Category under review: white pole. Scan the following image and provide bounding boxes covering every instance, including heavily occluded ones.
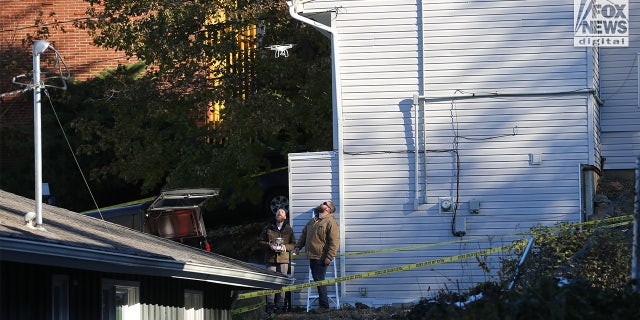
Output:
[32,40,49,227]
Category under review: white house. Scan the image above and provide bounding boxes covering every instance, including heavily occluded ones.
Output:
[285,0,640,308]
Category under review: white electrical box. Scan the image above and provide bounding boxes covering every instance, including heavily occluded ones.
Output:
[529,153,543,165]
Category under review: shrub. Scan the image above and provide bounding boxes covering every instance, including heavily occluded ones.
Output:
[406,218,638,319]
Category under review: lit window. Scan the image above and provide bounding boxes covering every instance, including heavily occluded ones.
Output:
[184,290,204,320]
[101,279,140,320]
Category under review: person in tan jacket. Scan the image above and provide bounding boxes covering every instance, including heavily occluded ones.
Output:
[294,200,339,313]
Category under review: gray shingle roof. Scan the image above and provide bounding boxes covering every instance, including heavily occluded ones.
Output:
[0,189,291,289]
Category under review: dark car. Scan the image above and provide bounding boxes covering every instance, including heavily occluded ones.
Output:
[143,188,218,251]
[83,200,152,231]
[85,188,218,251]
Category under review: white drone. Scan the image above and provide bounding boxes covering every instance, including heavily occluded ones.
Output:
[268,44,294,58]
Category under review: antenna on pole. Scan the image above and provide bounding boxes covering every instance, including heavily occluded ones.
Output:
[14,40,69,229]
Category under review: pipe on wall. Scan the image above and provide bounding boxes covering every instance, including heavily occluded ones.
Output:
[287,0,347,296]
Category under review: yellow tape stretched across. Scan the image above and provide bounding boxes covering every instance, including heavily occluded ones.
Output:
[233,216,631,313]
[237,216,631,300]
[237,243,515,300]
[231,300,265,315]
[338,215,632,258]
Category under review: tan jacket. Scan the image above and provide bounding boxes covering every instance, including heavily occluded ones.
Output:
[258,220,296,264]
[296,214,339,261]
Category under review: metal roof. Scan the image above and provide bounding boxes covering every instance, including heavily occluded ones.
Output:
[0,189,292,289]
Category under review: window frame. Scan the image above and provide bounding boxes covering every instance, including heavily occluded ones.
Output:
[51,274,69,320]
[101,279,140,320]
[184,289,204,320]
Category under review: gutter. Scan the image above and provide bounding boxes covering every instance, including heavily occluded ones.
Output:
[287,0,347,296]
[1,237,292,289]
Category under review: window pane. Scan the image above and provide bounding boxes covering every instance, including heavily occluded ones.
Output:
[102,280,140,320]
[52,275,69,320]
[185,290,204,320]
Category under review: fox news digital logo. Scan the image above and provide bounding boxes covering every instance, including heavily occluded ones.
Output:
[574,0,629,47]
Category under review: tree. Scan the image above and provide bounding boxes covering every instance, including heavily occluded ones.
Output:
[68,0,332,207]
[0,8,145,211]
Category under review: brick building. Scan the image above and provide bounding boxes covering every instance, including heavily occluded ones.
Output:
[1,1,138,204]
[1,0,134,125]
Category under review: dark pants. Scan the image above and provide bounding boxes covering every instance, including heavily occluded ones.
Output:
[310,259,329,308]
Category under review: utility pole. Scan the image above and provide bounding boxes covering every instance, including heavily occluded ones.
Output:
[32,40,49,228]
[13,40,68,228]
[633,156,639,292]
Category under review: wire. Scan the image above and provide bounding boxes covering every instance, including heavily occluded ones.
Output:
[449,98,463,237]
[459,126,518,141]
[600,53,638,100]
[0,88,32,98]
[42,82,103,220]
[437,90,521,236]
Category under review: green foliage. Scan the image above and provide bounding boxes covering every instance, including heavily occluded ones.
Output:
[60,63,210,193]
[39,65,156,210]
[505,221,632,291]
[406,220,638,320]
[64,0,333,206]
[208,222,265,262]
[4,1,332,210]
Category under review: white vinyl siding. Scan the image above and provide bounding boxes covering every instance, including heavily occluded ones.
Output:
[600,1,640,169]
[288,0,608,307]
[289,152,339,306]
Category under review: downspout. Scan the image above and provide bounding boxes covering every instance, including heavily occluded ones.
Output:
[287,1,347,297]
[416,0,426,208]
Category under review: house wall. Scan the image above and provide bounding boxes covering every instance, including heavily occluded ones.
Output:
[289,0,602,307]
[0,261,234,320]
[599,1,640,170]
[288,152,340,307]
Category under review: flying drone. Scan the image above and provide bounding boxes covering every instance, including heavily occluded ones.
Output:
[267,44,294,58]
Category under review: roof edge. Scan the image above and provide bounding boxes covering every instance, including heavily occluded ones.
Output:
[1,237,292,289]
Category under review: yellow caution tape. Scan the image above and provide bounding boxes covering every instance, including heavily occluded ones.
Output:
[237,243,515,300]
[231,300,265,315]
[575,215,632,227]
[236,215,631,301]
[339,214,632,258]
[586,220,632,229]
